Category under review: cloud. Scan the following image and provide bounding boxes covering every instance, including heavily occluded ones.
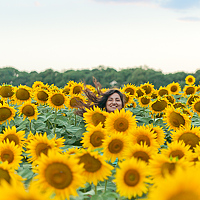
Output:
[158,0,200,10]
[178,16,200,22]
[92,0,155,5]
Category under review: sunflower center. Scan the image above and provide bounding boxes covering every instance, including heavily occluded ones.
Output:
[37,91,48,101]
[70,97,82,108]
[91,113,106,126]
[124,169,140,186]
[166,96,175,104]
[0,108,12,122]
[1,149,14,164]
[45,162,73,189]
[171,85,178,93]
[63,88,70,95]
[16,88,30,100]
[141,97,150,105]
[136,89,144,97]
[113,117,129,132]
[35,143,51,157]
[125,88,135,96]
[158,89,169,96]
[4,134,19,145]
[188,78,193,83]
[185,87,195,95]
[142,85,152,95]
[187,95,199,105]
[79,153,101,172]
[178,132,200,150]
[169,111,185,128]
[169,150,184,159]
[133,151,150,162]
[90,131,105,147]
[73,86,82,94]
[22,105,35,117]
[51,94,65,106]
[0,168,11,184]
[168,191,200,200]
[108,139,123,154]
[161,162,176,177]
[136,135,150,146]
[0,86,14,98]
[194,101,200,112]
[151,100,168,112]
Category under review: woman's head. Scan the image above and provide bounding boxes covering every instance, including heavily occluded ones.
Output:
[98,89,125,112]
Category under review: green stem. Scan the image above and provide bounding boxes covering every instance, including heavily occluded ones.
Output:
[95,185,97,195]
[74,113,77,126]
[29,120,31,132]
[53,109,57,134]
[104,179,107,192]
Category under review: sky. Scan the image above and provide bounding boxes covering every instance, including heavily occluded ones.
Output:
[1,0,200,74]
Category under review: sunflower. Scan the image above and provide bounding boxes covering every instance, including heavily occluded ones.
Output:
[186,94,199,106]
[0,103,16,125]
[33,150,86,200]
[0,126,25,149]
[81,123,106,150]
[151,90,158,99]
[171,126,200,151]
[66,94,86,110]
[0,84,14,100]
[0,180,50,200]
[149,97,169,114]
[192,98,200,115]
[12,85,32,105]
[163,106,191,131]
[0,162,22,185]
[104,108,137,135]
[67,80,75,87]
[148,153,192,184]
[0,140,23,170]
[76,150,114,185]
[165,95,175,104]
[83,106,108,127]
[26,132,59,164]
[33,88,49,105]
[161,140,192,160]
[148,167,200,200]
[18,102,38,121]
[146,124,165,146]
[157,86,169,97]
[167,82,181,95]
[64,147,81,156]
[135,87,145,98]
[32,81,45,90]
[114,158,150,199]
[121,83,137,96]
[69,82,84,95]
[48,91,67,110]
[52,134,65,149]
[140,82,154,96]
[123,92,135,108]
[62,85,71,95]
[185,75,196,85]
[173,102,186,109]
[124,143,157,164]
[183,85,196,96]
[128,125,160,150]
[102,133,130,162]
[138,96,151,107]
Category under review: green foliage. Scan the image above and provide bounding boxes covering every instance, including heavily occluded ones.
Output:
[0,66,198,89]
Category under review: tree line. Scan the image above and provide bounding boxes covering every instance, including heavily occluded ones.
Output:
[1,65,200,89]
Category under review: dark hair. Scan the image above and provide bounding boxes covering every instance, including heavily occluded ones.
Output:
[74,77,125,116]
[97,89,125,111]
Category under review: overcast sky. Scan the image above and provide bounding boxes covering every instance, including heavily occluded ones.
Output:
[1,0,200,74]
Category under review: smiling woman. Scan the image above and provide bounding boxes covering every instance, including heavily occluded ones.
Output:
[75,78,125,116]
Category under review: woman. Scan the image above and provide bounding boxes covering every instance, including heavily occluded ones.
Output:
[75,78,125,116]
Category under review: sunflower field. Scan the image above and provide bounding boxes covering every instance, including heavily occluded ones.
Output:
[1,75,200,199]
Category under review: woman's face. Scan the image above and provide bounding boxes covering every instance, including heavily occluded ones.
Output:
[106,93,123,113]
